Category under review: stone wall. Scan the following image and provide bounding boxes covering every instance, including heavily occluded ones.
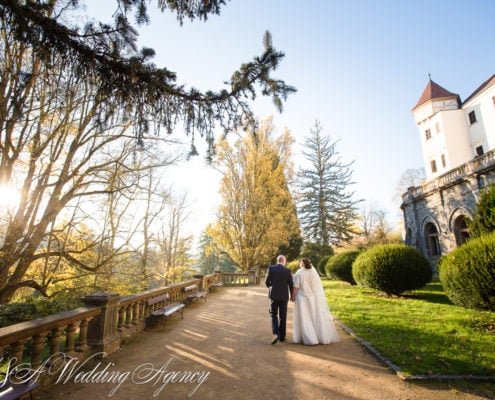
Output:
[401,153,495,267]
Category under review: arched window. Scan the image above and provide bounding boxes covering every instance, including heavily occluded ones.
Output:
[454,215,471,246]
[424,223,441,257]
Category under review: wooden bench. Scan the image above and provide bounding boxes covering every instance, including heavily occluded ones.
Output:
[184,284,207,304]
[0,374,37,400]
[147,293,185,320]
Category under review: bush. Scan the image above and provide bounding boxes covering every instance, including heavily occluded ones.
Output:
[286,260,301,274]
[469,184,495,238]
[0,296,82,328]
[317,255,332,276]
[438,233,495,311]
[325,250,360,284]
[352,244,432,295]
[300,242,334,270]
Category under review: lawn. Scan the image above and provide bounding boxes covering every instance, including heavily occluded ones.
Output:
[323,279,495,377]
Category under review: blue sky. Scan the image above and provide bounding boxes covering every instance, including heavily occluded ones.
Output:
[86,0,495,237]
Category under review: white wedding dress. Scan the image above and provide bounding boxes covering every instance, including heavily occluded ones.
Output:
[292,267,340,345]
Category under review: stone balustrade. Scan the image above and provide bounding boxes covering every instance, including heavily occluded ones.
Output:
[403,148,495,202]
[221,272,249,286]
[0,273,222,378]
[0,307,101,370]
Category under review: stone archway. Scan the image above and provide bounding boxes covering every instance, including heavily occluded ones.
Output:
[449,208,473,247]
[424,222,441,257]
[420,216,442,259]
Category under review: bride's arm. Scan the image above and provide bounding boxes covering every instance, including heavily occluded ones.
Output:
[291,287,299,301]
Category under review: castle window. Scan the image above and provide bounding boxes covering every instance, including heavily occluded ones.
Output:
[430,160,437,173]
[424,223,441,257]
[441,154,446,168]
[425,129,432,140]
[476,145,484,156]
[468,110,477,125]
[435,122,440,133]
[454,215,470,247]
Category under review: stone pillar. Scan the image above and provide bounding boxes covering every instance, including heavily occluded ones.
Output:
[193,274,205,291]
[248,269,256,285]
[81,293,120,357]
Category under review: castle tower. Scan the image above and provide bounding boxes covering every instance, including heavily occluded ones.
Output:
[412,79,472,180]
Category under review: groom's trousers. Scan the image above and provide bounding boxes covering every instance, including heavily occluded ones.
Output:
[269,299,288,340]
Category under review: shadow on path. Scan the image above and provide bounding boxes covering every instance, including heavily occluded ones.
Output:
[36,286,493,400]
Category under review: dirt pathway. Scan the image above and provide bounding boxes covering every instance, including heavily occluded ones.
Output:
[36,286,494,400]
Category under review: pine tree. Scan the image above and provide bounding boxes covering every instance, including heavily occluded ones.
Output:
[297,120,359,245]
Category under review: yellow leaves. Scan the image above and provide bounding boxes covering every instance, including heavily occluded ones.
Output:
[209,118,300,270]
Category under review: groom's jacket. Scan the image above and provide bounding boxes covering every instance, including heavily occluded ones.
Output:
[265,263,293,301]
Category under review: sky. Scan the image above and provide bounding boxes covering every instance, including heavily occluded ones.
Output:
[85,0,495,240]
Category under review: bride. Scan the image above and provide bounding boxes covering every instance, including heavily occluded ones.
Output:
[292,258,340,345]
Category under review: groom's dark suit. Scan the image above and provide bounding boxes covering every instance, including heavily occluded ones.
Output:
[265,263,293,342]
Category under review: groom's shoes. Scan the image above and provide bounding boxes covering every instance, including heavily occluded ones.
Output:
[270,335,279,345]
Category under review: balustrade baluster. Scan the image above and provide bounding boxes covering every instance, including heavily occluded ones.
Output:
[48,327,63,357]
[64,323,78,353]
[77,319,90,351]
[132,302,140,324]
[31,333,49,369]
[10,339,29,367]
[125,305,133,328]
[117,305,126,331]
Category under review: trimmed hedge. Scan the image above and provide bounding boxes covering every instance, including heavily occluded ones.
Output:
[317,255,332,276]
[286,260,301,274]
[438,233,495,311]
[352,244,432,295]
[325,250,359,284]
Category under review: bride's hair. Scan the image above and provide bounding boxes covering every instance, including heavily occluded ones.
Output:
[301,258,312,269]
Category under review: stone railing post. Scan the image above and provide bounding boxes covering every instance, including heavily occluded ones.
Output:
[193,274,205,291]
[248,269,256,285]
[81,293,120,357]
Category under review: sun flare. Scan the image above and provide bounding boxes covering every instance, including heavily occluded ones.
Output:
[0,185,21,210]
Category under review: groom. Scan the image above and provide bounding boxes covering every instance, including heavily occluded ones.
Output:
[265,255,293,345]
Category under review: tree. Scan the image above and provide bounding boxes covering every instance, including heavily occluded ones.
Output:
[394,167,425,203]
[469,184,495,238]
[352,202,401,248]
[0,0,294,303]
[297,120,359,246]
[0,0,295,157]
[197,231,237,274]
[208,118,301,271]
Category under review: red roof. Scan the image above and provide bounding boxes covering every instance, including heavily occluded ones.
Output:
[413,79,460,110]
[463,74,495,105]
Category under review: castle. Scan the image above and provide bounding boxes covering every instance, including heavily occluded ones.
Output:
[401,74,495,266]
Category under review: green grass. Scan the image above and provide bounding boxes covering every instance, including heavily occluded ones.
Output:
[323,279,495,377]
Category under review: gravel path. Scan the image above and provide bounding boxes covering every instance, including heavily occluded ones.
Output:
[36,286,494,400]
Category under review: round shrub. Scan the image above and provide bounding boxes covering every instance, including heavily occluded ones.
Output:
[286,260,301,274]
[352,244,432,295]
[438,233,495,311]
[317,255,332,276]
[325,250,360,284]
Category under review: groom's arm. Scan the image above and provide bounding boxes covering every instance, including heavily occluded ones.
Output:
[265,268,272,288]
[288,270,294,293]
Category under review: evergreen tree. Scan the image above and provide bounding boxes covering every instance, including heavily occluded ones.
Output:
[208,118,301,271]
[0,0,295,157]
[197,231,237,274]
[297,120,359,245]
[0,0,294,303]
[469,184,495,238]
